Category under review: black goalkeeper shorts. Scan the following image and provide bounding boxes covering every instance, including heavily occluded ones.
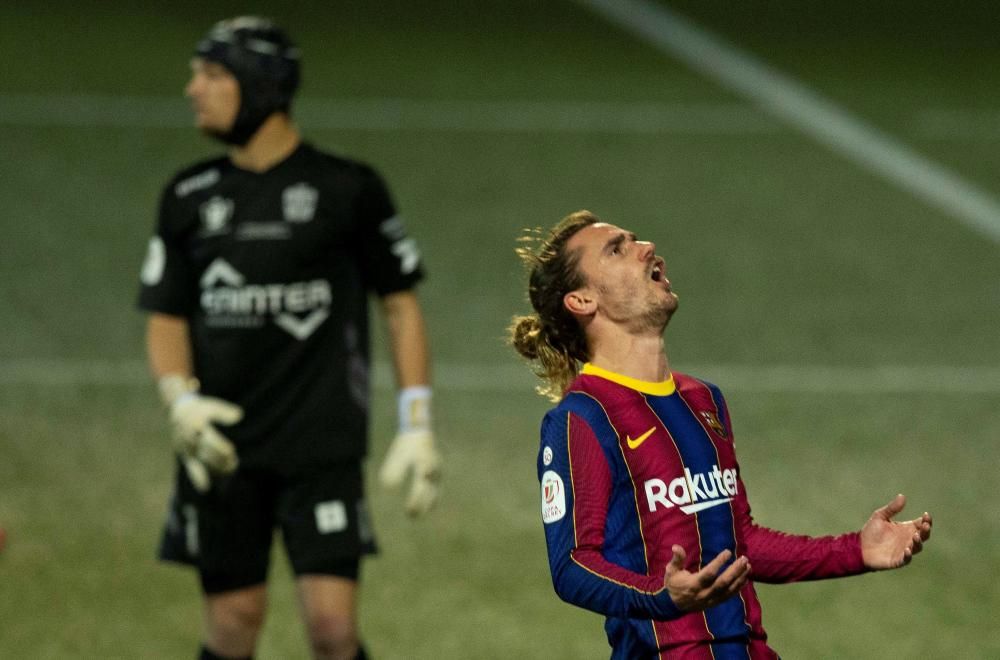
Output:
[158,459,377,594]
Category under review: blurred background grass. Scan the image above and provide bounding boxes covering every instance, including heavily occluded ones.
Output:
[1,1,998,658]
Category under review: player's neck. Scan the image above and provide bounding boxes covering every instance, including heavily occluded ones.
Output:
[588,330,671,383]
[230,114,301,173]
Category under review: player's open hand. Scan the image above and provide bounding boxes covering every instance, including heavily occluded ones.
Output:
[662,545,750,612]
[379,429,441,517]
[860,494,933,570]
[169,391,242,492]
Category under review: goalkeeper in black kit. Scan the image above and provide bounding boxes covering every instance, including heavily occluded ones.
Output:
[137,16,440,660]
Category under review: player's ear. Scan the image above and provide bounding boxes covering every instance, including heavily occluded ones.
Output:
[563,288,595,316]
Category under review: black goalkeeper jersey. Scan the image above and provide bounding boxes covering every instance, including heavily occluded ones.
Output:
[138,142,424,474]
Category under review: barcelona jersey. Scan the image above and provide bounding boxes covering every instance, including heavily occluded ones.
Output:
[538,364,866,659]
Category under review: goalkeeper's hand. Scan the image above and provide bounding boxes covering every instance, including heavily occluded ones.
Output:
[380,430,442,516]
[379,386,441,516]
[159,375,243,493]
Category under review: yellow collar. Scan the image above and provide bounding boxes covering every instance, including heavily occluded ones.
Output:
[581,363,676,396]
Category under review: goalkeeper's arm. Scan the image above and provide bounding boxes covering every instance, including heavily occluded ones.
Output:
[377,291,441,516]
[147,313,242,492]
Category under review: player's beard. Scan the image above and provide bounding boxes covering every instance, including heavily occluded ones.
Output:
[633,292,677,334]
[604,285,678,335]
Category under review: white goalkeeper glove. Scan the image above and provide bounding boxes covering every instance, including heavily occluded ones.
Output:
[379,386,441,517]
[159,374,243,493]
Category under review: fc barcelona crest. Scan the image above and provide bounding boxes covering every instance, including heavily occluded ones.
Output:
[282,182,318,222]
[700,411,727,438]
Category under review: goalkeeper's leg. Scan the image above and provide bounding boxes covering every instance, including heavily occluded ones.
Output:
[296,573,363,659]
[282,461,376,659]
[201,584,267,659]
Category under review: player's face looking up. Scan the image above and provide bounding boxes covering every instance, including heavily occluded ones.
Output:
[185,58,240,135]
[564,222,678,333]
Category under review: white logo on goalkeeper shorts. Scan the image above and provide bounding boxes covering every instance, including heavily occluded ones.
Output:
[541,470,566,523]
[282,182,318,222]
[315,500,348,534]
[182,504,199,556]
[644,465,738,514]
[542,446,553,466]
[356,499,373,543]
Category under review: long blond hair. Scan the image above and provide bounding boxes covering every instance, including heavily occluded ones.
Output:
[509,210,599,400]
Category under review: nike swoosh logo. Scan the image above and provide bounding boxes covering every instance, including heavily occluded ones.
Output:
[626,427,657,449]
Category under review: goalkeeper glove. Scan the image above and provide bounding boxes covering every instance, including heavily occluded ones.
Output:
[159,374,243,493]
[379,386,441,516]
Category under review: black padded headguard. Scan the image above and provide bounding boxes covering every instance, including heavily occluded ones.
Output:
[195,16,301,146]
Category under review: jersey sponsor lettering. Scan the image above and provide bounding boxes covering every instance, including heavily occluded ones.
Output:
[174,168,220,197]
[643,465,738,514]
[235,222,292,240]
[200,280,332,315]
[199,257,331,338]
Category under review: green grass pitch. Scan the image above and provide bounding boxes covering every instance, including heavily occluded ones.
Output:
[1,1,998,657]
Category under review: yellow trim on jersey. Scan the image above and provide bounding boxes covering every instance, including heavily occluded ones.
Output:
[569,555,670,596]
[581,363,676,396]
[566,411,579,549]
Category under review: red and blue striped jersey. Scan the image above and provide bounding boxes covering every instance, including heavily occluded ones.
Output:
[537,363,866,659]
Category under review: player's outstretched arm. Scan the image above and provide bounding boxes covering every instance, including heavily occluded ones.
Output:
[663,545,751,612]
[860,494,933,570]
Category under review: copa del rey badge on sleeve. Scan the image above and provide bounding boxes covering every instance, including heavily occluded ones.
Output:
[541,470,566,523]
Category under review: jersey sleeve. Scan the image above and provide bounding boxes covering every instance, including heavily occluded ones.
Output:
[354,165,424,296]
[538,409,683,620]
[718,392,867,583]
[733,483,865,582]
[136,184,196,316]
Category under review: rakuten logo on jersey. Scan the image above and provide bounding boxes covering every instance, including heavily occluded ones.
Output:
[199,258,331,340]
[644,465,738,514]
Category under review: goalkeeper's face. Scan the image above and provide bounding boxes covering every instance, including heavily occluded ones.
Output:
[184,58,240,135]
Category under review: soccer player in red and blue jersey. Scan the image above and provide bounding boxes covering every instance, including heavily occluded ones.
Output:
[510,210,933,659]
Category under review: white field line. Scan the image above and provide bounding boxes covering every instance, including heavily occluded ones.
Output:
[574,0,1000,246]
[5,91,1000,140]
[6,92,1000,139]
[2,359,999,394]
[0,93,780,134]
